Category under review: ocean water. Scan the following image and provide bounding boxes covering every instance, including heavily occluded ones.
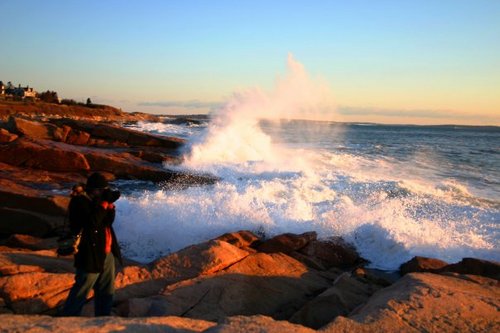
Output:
[115,118,500,270]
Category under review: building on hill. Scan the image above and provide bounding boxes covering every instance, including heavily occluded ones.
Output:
[13,84,37,100]
[1,82,38,101]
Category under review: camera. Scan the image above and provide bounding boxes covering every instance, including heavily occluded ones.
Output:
[102,188,121,203]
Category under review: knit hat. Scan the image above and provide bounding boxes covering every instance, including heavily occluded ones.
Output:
[86,172,108,190]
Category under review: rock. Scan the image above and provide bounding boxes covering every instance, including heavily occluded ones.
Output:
[135,252,330,321]
[205,315,316,333]
[65,128,91,145]
[130,150,182,164]
[215,230,260,249]
[440,257,500,280]
[399,256,449,275]
[0,247,74,276]
[0,128,18,143]
[51,119,185,149]
[0,314,216,332]
[0,138,90,172]
[84,150,216,184]
[0,207,59,237]
[352,267,399,286]
[59,125,72,142]
[84,151,168,181]
[289,273,384,329]
[0,272,74,314]
[256,232,317,254]
[322,273,500,333]
[0,178,69,216]
[113,265,170,303]
[5,116,64,141]
[298,238,361,269]
[5,234,58,251]
[0,162,87,188]
[150,239,251,279]
[289,251,328,270]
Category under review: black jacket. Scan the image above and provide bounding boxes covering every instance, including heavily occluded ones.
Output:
[69,194,123,273]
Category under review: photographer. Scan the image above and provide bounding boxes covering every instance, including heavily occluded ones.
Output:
[62,172,122,316]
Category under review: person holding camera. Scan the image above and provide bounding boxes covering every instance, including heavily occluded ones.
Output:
[62,172,122,316]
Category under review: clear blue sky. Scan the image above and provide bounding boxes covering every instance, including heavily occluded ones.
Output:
[1,0,499,124]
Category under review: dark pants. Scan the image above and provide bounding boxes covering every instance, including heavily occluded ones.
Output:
[62,252,115,316]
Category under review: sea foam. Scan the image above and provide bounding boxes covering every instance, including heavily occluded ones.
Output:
[114,55,499,269]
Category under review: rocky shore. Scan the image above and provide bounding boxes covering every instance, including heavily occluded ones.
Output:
[0,101,498,332]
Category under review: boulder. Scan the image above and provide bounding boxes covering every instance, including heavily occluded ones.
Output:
[0,128,18,143]
[150,239,251,279]
[352,267,399,286]
[322,273,500,333]
[215,230,260,250]
[113,265,170,302]
[5,234,58,251]
[65,128,91,145]
[0,179,69,216]
[256,232,317,254]
[399,256,449,275]
[133,252,330,321]
[440,257,500,280]
[0,162,86,188]
[0,314,216,332]
[84,150,215,185]
[0,138,90,172]
[0,272,74,314]
[5,116,64,141]
[130,150,182,164]
[0,207,60,237]
[0,247,74,276]
[298,238,361,269]
[205,315,316,333]
[289,273,384,329]
[51,119,185,149]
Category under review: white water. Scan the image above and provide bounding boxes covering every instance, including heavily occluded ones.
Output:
[115,56,499,269]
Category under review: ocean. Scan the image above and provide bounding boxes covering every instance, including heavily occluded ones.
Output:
[115,117,499,270]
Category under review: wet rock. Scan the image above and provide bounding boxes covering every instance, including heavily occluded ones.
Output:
[322,273,500,333]
[352,267,399,286]
[440,257,500,280]
[399,256,449,274]
[215,230,260,250]
[256,232,317,254]
[0,128,18,143]
[289,273,384,329]
[298,238,361,269]
[130,150,182,164]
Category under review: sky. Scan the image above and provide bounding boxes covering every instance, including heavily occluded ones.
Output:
[1,0,499,125]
